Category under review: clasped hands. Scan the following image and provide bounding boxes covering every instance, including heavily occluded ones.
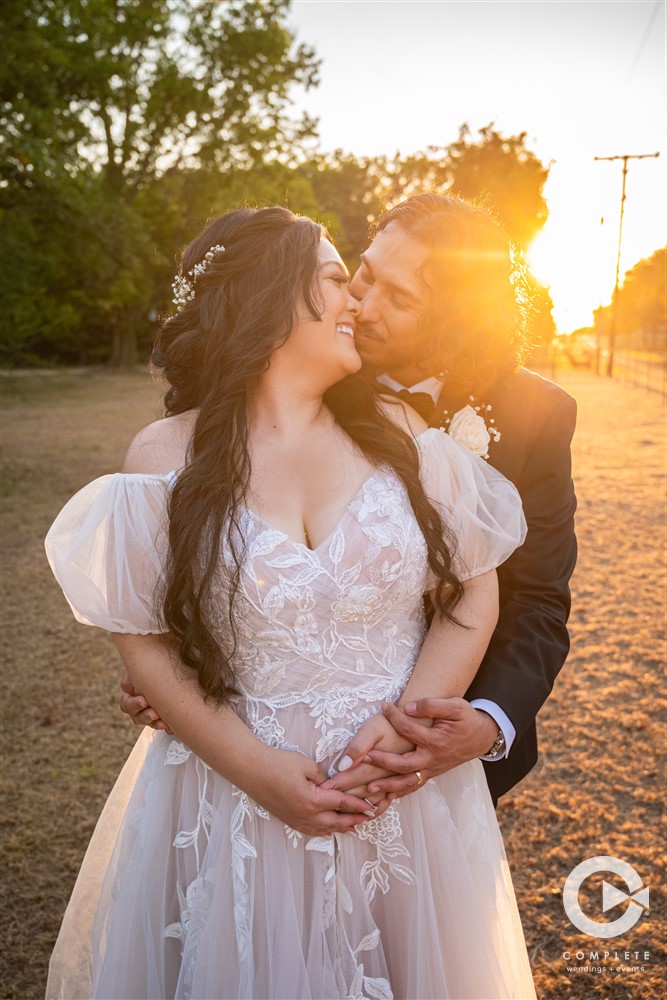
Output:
[120,675,497,836]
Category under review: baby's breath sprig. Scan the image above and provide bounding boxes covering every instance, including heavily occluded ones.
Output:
[172,244,226,311]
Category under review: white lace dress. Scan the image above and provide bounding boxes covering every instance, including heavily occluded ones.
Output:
[45,428,535,1000]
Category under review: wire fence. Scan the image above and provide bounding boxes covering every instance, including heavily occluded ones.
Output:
[611,349,666,395]
[542,344,666,397]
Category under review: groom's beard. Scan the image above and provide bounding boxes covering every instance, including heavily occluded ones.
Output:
[354,321,393,374]
[354,320,445,383]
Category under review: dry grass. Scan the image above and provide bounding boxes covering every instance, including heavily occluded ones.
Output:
[1,368,665,1000]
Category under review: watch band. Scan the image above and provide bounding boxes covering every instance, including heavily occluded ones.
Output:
[484,729,506,758]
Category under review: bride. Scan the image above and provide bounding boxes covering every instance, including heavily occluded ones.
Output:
[45,206,534,999]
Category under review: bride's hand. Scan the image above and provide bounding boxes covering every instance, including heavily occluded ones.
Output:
[247,748,377,837]
[319,713,414,805]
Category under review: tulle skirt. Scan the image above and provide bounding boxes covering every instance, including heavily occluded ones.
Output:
[46,729,535,1000]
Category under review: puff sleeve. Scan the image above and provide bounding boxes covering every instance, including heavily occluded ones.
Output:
[416,429,526,581]
[44,473,174,634]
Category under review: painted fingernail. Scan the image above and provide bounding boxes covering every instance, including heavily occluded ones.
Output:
[338,755,353,771]
[363,810,376,818]
[368,784,380,793]
[405,702,416,713]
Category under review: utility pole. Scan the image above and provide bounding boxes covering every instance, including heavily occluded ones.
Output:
[594,152,660,376]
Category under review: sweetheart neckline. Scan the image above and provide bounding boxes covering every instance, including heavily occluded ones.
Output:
[242,465,392,553]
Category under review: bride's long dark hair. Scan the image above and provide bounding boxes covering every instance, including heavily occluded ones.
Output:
[153,206,464,702]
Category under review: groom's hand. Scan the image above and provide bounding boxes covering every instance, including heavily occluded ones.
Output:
[119,671,172,733]
[319,712,413,814]
[363,699,498,797]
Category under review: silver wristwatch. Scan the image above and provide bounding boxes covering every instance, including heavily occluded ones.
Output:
[484,728,506,758]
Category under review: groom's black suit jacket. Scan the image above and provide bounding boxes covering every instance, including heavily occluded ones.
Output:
[431,368,577,801]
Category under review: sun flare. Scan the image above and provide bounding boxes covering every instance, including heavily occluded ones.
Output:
[527,157,665,335]
[527,224,617,334]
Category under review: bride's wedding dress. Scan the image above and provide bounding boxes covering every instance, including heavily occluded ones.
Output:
[45,429,535,999]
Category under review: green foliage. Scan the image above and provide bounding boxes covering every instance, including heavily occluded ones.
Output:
[595,248,666,351]
[2,0,318,187]
[444,124,549,250]
[2,170,158,365]
[1,3,553,367]
[616,248,666,343]
[1,0,318,366]
[301,152,390,264]
[374,125,549,251]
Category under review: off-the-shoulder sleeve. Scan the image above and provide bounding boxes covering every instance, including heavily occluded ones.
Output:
[416,428,526,582]
[44,473,174,634]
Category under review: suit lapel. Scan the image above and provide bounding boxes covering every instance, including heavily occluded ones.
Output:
[430,378,513,477]
[430,384,471,428]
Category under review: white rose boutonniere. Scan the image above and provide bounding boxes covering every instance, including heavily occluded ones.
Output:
[442,399,501,460]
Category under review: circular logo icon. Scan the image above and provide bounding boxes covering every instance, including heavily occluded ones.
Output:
[563,856,649,938]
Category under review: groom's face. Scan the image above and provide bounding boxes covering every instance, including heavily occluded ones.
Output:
[350,222,441,385]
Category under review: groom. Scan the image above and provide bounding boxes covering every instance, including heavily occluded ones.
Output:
[343,193,577,803]
[122,193,577,804]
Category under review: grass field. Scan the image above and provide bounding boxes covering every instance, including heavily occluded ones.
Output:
[1,367,665,999]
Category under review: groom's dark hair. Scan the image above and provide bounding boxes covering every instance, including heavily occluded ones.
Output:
[375,194,533,387]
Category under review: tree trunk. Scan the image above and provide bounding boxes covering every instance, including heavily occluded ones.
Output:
[109,323,138,367]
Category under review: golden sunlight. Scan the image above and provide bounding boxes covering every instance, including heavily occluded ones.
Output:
[526,230,557,289]
[528,226,615,334]
[528,157,664,335]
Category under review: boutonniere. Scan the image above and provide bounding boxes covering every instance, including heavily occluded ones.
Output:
[439,397,501,460]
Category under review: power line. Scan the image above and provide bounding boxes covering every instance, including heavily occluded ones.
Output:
[623,0,664,91]
[593,151,660,377]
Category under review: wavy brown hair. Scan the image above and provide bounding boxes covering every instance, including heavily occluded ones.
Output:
[153,206,464,703]
[376,194,533,388]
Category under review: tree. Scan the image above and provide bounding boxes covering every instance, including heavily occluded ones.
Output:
[596,248,666,352]
[444,124,549,250]
[2,0,318,188]
[301,152,389,264]
[366,126,550,252]
[1,172,156,365]
[523,273,556,361]
[1,5,558,371]
[1,0,319,365]
[443,125,554,355]
[381,149,450,206]
[377,129,554,356]
[299,127,553,271]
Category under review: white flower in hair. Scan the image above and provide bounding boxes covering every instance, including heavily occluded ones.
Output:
[172,244,226,311]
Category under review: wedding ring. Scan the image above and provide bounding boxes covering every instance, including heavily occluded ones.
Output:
[415,770,424,786]
[363,797,378,813]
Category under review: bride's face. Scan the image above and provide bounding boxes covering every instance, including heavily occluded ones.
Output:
[276,240,361,388]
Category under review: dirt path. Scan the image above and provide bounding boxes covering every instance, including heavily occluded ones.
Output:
[497,371,665,999]
[1,368,664,999]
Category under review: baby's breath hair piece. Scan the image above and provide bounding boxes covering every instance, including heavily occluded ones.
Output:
[172,244,226,311]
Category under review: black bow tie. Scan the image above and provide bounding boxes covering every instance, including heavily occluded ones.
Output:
[392,388,436,421]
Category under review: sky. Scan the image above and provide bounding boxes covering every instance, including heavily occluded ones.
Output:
[287,0,666,332]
